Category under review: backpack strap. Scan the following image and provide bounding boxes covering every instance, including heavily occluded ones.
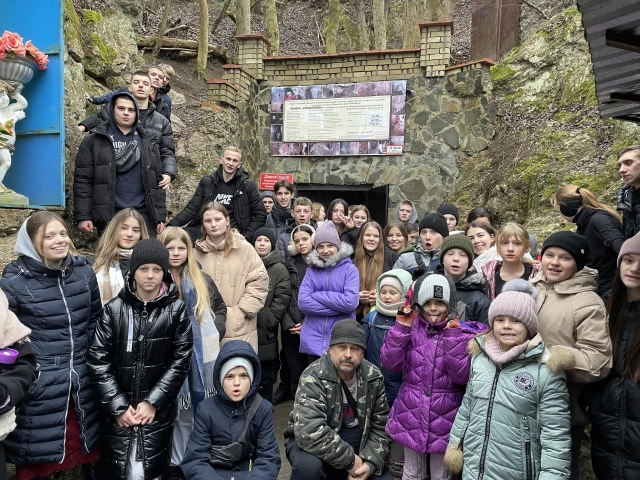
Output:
[414,251,425,269]
[237,394,263,445]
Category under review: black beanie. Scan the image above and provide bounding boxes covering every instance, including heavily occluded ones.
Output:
[330,319,367,350]
[253,227,277,251]
[437,203,459,222]
[541,231,590,271]
[130,238,170,276]
[419,212,449,239]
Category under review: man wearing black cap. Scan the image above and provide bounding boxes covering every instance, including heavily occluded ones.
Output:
[284,319,392,480]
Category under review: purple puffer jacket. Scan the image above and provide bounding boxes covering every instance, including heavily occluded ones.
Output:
[298,242,360,356]
[380,316,487,454]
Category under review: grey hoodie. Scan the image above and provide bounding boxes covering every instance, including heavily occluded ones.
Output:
[13,219,44,264]
[394,200,418,224]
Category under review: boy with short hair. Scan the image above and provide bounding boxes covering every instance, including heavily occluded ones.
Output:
[181,340,281,480]
[276,196,315,260]
[266,179,296,237]
[393,212,449,276]
[87,238,193,480]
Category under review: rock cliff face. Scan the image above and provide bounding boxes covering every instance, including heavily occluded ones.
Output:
[450,7,640,240]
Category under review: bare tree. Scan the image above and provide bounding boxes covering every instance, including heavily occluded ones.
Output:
[264,0,279,55]
[152,0,171,58]
[211,0,233,35]
[197,0,208,78]
[425,0,443,21]
[373,0,386,49]
[357,0,369,50]
[402,0,419,48]
[236,0,251,35]
[325,0,340,53]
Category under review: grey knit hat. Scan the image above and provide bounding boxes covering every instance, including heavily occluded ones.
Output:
[618,231,640,266]
[413,273,451,307]
[219,356,255,385]
[330,319,366,349]
[314,221,341,249]
[488,279,539,337]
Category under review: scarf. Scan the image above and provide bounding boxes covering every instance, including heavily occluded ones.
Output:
[178,275,219,410]
[483,333,530,368]
[0,291,30,348]
[375,298,403,317]
[95,250,131,305]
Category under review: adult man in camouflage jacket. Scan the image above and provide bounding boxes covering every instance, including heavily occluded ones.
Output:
[284,319,392,480]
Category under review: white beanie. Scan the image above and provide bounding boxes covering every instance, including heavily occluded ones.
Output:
[415,274,451,307]
[219,357,254,385]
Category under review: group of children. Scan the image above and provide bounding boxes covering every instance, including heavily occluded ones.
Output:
[0,184,635,480]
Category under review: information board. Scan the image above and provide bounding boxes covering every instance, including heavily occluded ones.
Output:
[270,80,406,156]
[259,173,294,191]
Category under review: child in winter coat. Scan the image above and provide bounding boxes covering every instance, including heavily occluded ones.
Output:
[483,222,541,300]
[252,227,292,403]
[298,221,359,362]
[393,213,450,276]
[531,231,612,479]
[438,235,491,325]
[581,232,640,480]
[87,239,193,480]
[445,279,572,479]
[180,340,281,480]
[381,273,487,480]
[361,268,413,477]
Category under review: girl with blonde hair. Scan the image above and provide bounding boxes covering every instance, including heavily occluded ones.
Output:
[194,202,268,351]
[312,202,326,224]
[354,221,398,317]
[158,226,226,470]
[93,208,149,304]
[482,222,541,299]
[552,184,625,298]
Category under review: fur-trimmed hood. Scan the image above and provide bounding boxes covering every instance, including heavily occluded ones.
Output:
[305,241,354,268]
[468,334,576,373]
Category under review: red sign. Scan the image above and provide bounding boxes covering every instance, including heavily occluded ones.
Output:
[259,173,294,191]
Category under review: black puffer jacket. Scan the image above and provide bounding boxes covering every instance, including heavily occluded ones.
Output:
[153,91,172,120]
[574,207,625,298]
[618,185,640,239]
[282,254,309,331]
[257,250,291,362]
[0,233,102,465]
[73,121,167,226]
[87,272,193,479]
[78,102,177,180]
[436,266,490,325]
[582,300,640,479]
[168,166,266,241]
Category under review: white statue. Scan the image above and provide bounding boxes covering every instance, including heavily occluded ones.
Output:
[0,81,27,191]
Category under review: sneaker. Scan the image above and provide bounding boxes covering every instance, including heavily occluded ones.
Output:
[272,383,292,405]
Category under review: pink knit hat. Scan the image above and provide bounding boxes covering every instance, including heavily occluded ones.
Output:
[618,232,640,266]
[488,279,539,337]
[314,221,341,248]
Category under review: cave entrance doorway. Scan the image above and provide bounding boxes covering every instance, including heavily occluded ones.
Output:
[295,184,390,226]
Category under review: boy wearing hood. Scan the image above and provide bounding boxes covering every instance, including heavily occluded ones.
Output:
[87,239,193,480]
[252,227,292,403]
[395,200,418,224]
[180,340,281,480]
[74,92,168,237]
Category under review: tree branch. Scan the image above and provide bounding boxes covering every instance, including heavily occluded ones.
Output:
[211,0,233,34]
[521,0,549,19]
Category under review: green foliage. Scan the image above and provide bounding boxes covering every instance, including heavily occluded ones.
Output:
[88,32,117,64]
[491,64,516,86]
[83,9,103,26]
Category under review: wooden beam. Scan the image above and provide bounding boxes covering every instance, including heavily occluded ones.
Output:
[606,29,640,53]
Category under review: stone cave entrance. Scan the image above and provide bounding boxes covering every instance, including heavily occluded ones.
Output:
[295,184,390,226]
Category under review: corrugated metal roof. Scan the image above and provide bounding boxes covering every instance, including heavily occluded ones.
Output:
[578,0,640,122]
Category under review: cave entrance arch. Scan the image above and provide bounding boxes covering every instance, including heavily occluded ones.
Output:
[295,184,389,227]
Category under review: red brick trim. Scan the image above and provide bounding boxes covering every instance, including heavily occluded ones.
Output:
[445,58,496,70]
[234,34,272,47]
[263,48,421,61]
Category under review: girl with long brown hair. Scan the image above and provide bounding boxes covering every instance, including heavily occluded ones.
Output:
[93,208,149,304]
[581,232,640,480]
[384,221,408,254]
[158,227,226,471]
[194,202,268,351]
[354,221,399,317]
[552,184,625,299]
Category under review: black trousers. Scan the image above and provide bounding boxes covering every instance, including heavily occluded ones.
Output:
[259,359,274,403]
[286,439,393,480]
[281,330,309,395]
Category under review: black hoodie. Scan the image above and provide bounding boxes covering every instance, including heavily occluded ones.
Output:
[108,92,145,210]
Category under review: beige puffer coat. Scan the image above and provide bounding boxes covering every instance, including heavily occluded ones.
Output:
[194,229,268,351]
[531,266,612,424]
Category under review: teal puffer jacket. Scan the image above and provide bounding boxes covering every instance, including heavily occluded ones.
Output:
[446,335,572,480]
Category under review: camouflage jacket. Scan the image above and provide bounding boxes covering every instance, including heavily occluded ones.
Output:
[284,351,390,475]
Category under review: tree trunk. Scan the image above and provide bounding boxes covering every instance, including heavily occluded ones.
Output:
[325,0,340,53]
[402,0,418,48]
[137,35,232,63]
[264,0,279,55]
[357,0,368,50]
[197,0,209,78]
[425,0,443,21]
[236,0,251,35]
[372,0,386,49]
[211,0,233,35]
[152,0,171,58]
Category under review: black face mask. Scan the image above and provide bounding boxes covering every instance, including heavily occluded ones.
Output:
[559,199,582,218]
